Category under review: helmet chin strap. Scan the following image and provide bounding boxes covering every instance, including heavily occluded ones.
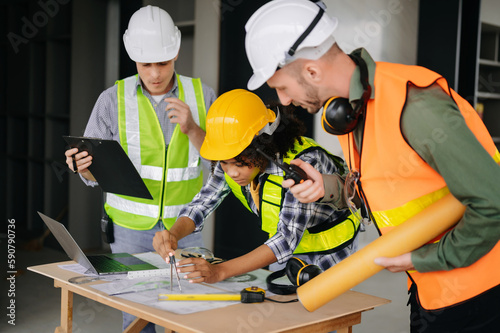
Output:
[258,109,281,136]
[281,1,331,67]
[281,34,336,68]
[287,4,325,58]
[311,0,327,10]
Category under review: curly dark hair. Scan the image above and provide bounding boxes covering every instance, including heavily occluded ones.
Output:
[211,102,307,171]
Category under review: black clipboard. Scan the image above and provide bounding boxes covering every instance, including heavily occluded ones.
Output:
[63,136,153,200]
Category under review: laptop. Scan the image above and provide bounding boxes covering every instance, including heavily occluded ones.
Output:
[63,136,153,200]
[38,212,159,275]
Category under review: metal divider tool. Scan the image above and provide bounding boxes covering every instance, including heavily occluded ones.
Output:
[170,254,182,291]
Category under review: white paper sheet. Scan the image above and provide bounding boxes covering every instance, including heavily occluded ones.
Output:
[90,264,273,314]
[59,251,277,314]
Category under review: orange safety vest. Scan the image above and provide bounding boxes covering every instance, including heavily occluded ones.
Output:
[338,61,500,310]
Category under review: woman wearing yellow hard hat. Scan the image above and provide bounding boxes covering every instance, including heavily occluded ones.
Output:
[153,89,360,285]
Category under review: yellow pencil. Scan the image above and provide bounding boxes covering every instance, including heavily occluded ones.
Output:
[158,294,241,301]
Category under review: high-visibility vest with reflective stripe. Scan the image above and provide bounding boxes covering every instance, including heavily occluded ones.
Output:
[338,61,500,310]
[105,74,206,230]
[226,137,359,254]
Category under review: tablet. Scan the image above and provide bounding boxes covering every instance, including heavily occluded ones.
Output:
[63,136,153,199]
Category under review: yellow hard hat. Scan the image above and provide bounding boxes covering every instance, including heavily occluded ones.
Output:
[201,89,277,161]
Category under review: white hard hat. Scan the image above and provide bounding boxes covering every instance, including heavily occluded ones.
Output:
[245,0,338,90]
[123,5,181,63]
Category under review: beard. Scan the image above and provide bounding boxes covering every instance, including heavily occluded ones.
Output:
[296,76,323,114]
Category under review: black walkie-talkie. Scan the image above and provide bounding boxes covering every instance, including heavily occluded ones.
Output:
[256,148,308,184]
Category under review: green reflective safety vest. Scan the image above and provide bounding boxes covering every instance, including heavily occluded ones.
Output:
[105,74,206,230]
[225,137,359,254]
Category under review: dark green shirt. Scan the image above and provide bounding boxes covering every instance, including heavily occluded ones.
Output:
[349,48,500,272]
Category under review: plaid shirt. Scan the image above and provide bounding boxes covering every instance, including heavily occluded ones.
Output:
[179,148,358,271]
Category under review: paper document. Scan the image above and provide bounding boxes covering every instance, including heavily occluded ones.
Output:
[91,267,273,314]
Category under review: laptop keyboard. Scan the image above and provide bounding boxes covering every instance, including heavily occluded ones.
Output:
[88,255,128,272]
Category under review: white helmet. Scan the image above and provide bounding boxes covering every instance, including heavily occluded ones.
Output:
[123,5,181,63]
[245,0,338,90]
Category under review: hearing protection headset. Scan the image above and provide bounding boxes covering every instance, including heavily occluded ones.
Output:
[321,54,372,135]
[266,257,322,295]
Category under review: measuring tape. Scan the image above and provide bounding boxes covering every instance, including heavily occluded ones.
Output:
[127,269,170,279]
[158,286,266,302]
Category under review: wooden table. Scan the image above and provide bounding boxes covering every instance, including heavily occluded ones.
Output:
[28,261,390,333]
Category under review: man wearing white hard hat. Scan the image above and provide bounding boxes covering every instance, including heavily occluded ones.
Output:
[245,0,500,332]
[64,6,216,332]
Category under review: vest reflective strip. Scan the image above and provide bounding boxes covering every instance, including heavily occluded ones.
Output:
[123,76,142,171]
[167,166,202,182]
[177,75,201,168]
[141,165,163,181]
[494,150,500,165]
[373,186,450,229]
[260,176,281,235]
[107,193,159,218]
[295,215,358,253]
[163,204,186,220]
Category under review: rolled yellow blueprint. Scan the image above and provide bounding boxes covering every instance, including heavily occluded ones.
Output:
[297,192,466,312]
